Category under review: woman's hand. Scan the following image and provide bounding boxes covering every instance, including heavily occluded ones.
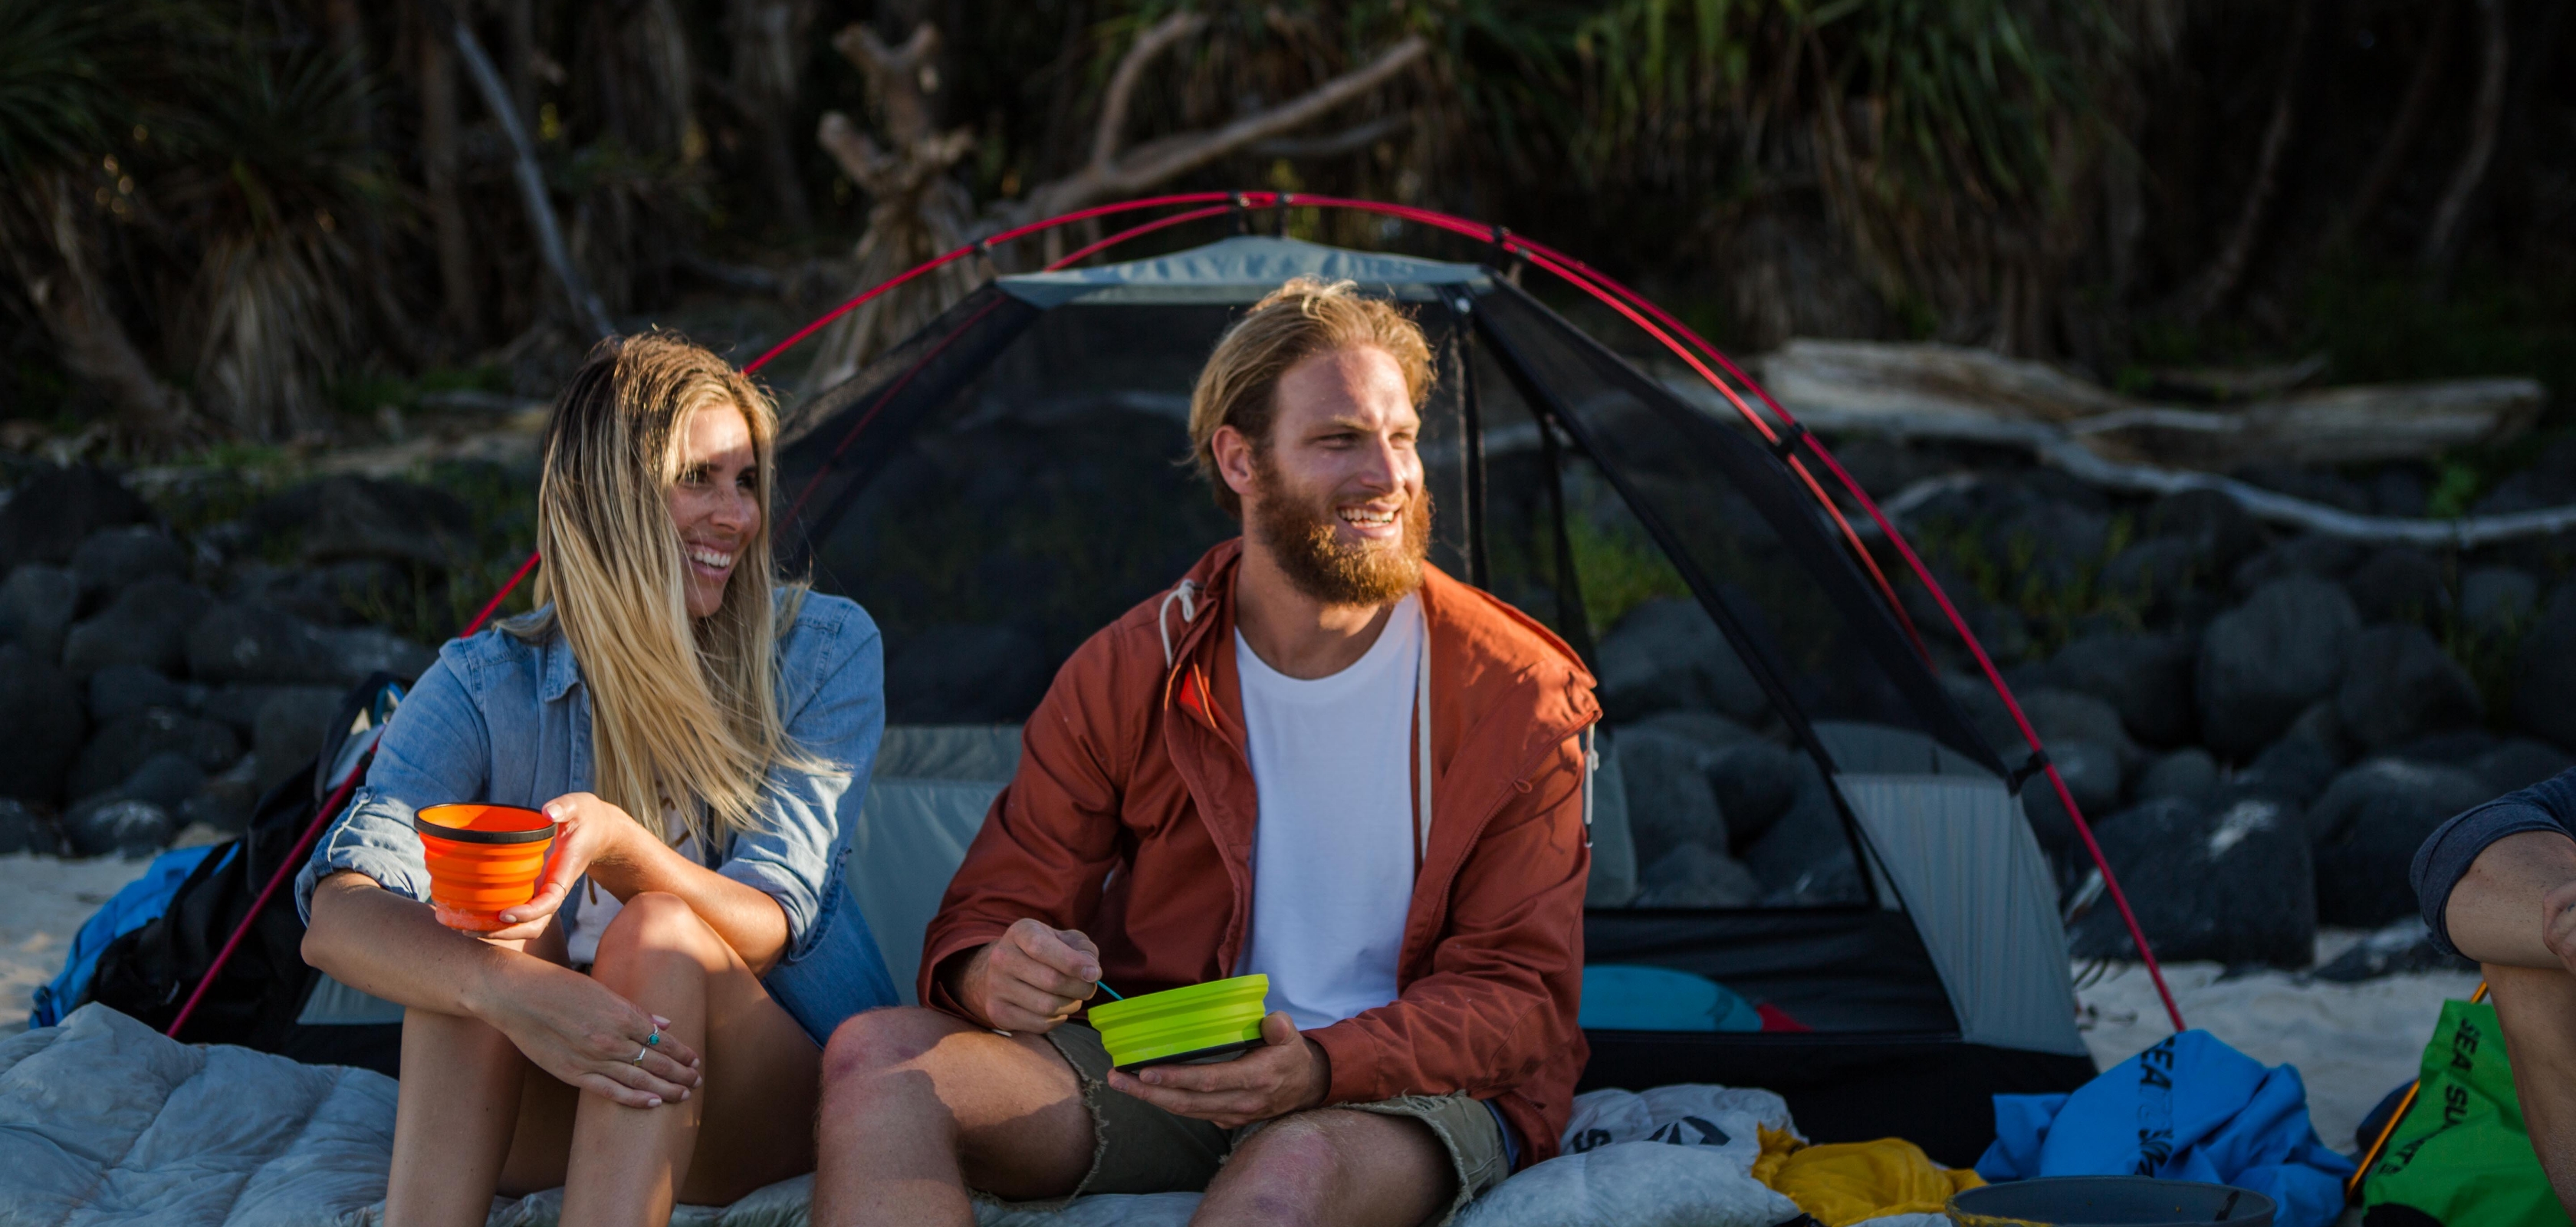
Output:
[480,792,642,941]
[470,951,704,1108]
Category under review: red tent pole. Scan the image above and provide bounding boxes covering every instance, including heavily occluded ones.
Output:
[437,191,2189,1038]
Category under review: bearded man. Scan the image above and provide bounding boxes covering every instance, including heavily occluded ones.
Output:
[811,278,1600,1227]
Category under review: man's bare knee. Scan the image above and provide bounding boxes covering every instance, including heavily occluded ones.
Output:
[822,1007,971,1085]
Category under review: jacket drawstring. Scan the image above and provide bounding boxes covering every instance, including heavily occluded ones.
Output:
[1158,579,1201,669]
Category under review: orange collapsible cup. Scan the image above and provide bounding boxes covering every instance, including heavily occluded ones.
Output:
[415,804,557,932]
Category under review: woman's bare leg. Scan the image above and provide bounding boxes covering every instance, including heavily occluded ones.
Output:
[558,890,823,1225]
[384,926,570,1226]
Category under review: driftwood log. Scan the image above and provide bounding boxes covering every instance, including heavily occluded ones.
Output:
[1746,339,2542,469]
[1657,339,2569,548]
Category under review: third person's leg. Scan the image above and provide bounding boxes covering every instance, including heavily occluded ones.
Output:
[2488,962,2576,1215]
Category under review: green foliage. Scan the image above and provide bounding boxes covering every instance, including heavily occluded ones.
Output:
[1564,507,1692,639]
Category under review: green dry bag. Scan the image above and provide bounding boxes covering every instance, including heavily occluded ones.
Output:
[2362,997,2570,1227]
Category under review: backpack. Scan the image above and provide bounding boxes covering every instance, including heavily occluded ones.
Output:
[78,674,407,1076]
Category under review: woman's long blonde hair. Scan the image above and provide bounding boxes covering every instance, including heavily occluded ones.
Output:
[524,331,811,847]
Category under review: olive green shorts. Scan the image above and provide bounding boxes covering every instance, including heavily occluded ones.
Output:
[1033,1023,1513,1226]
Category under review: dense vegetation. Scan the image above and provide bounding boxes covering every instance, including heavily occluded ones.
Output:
[1,0,2568,455]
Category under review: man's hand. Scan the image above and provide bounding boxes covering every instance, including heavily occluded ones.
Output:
[1105,1012,1328,1129]
[956,918,1104,1032]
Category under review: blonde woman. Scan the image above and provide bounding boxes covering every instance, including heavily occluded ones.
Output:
[296,333,896,1225]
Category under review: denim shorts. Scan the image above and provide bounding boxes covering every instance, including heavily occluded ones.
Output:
[1038,1023,1513,1226]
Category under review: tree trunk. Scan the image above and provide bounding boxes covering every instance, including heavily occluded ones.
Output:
[418,2,480,341]
[2420,0,2509,280]
[2324,0,2451,251]
[727,0,816,232]
[2,175,198,443]
[2170,0,2314,325]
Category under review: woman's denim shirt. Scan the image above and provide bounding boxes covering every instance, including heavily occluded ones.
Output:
[292,590,899,1041]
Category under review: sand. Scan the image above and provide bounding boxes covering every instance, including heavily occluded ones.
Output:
[0,852,161,1031]
[2071,933,2482,1155]
[0,854,2481,1160]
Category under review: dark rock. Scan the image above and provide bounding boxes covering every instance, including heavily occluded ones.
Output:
[2144,489,2264,577]
[2098,538,2205,617]
[185,603,342,686]
[2068,794,2315,969]
[2197,576,2361,759]
[1941,672,2019,757]
[324,625,435,683]
[1743,785,1861,902]
[2470,436,2576,517]
[0,564,77,661]
[199,683,291,736]
[2282,699,2359,765]
[224,558,412,627]
[88,665,183,726]
[2368,467,2431,519]
[2229,536,2371,597]
[64,798,172,859]
[2136,748,2220,807]
[1706,742,1809,850]
[2514,596,2576,751]
[885,623,1052,724]
[2233,735,2344,809]
[1827,439,1946,499]
[2020,687,2141,768]
[1630,709,1758,749]
[178,773,258,834]
[0,643,86,804]
[1986,499,2109,590]
[2308,759,2494,927]
[2021,739,2124,850]
[2474,739,2576,794]
[2459,566,2540,639]
[69,709,242,801]
[61,577,213,678]
[1634,841,1761,908]
[0,798,41,854]
[1613,723,1727,866]
[1595,598,1766,724]
[2336,625,2482,753]
[2045,633,2198,748]
[115,751,207,811]
[0,465,150,572]
[71,526,188,608]
[2312,918,2476,983]
[2343,547,2450,627]
[2383,729,2500,770]
[249,475,475,569]
[255,687,348,794]
[2236,465,2371,514]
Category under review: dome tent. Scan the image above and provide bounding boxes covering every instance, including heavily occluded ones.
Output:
[776,210,2121,1164]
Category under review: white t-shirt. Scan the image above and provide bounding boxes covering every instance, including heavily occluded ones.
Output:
[1232,594,1424,1030]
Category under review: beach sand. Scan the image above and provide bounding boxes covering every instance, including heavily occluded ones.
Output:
[1,853,161,1031]
[2072,933,2482,1155]
[0,854,2482,1160]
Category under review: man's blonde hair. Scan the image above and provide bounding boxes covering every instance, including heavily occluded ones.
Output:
[526,331,817,849]
[1186,277,1434,518]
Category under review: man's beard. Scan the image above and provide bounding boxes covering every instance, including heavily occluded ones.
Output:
[1246,453,1432,607]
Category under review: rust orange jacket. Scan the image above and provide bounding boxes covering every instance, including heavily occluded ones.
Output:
[919,539,1601,1165]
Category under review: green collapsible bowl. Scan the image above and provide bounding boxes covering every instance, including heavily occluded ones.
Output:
[1087,974,1270,1071]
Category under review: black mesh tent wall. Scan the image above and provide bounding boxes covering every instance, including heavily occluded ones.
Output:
[774,234,2095,1163]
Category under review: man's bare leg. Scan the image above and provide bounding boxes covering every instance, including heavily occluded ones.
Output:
[813,1008,1096,1227]
[2486,963,2576,1213]
[1193,1108,1456,1227]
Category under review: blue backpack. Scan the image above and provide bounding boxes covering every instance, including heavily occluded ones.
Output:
[28,844,224,1028]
